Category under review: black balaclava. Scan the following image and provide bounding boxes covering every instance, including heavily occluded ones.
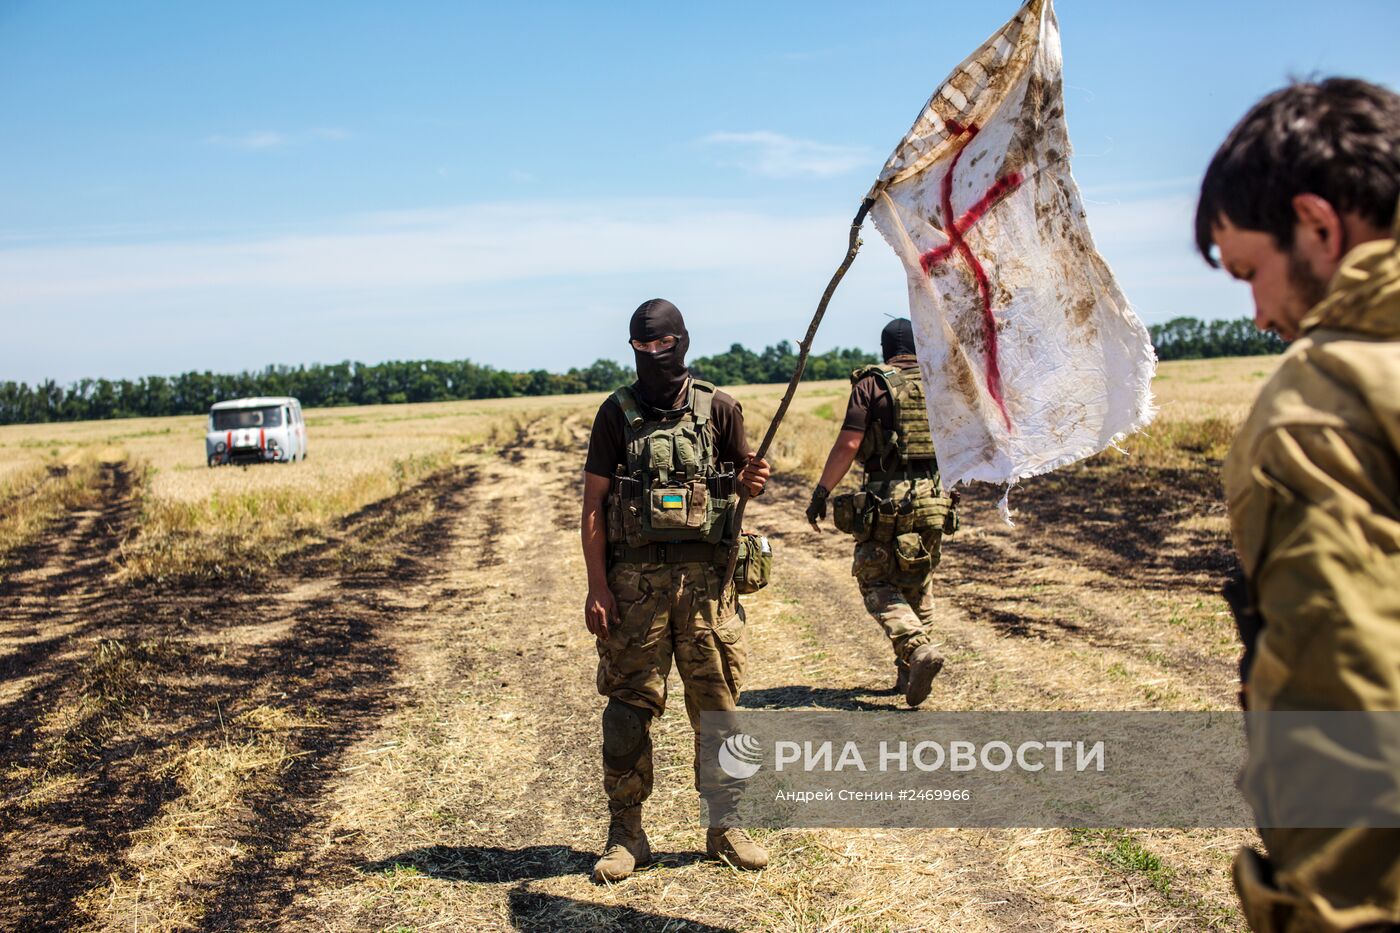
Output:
[629,298,691,410]
[881,318,917,362]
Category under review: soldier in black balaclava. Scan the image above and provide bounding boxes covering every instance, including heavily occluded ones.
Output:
[579,299,772,882]
[804,317,953,707]
[628,298,692,411]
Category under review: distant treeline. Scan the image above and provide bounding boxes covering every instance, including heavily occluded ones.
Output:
[0,342,877,425]
[0,319,1282,426]
[1149,316,1285,361]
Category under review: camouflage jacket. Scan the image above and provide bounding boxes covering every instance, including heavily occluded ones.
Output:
[1224,208,1400,713]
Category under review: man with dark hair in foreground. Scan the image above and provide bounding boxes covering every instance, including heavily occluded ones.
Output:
[1197,77,1400,931]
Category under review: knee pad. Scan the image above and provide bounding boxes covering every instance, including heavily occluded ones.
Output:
[602,699,652,768]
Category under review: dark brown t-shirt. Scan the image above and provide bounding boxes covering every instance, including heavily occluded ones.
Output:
[584,385,752,478]
[840,355,922,473]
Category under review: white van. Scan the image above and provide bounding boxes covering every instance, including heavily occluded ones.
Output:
[206,396,308,466]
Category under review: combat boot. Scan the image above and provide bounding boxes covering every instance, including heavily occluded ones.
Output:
[706,827,769,871]
[592,804,651,883]
[905,644,945,708]
[894,660,910,693]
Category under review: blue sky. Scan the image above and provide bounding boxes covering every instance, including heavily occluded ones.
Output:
[2,0,1398,384]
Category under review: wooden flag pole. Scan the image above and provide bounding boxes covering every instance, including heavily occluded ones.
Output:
[721,194,877,597]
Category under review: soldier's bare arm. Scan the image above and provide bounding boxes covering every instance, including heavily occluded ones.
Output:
[581,471,619,639]
[817,429,864,492]
[806,429,864,529]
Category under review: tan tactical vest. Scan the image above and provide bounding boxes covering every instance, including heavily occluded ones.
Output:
[851,364,937,480]
[605,380,737,562]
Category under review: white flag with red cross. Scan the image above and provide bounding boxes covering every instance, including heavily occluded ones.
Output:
[868,0,1155,505]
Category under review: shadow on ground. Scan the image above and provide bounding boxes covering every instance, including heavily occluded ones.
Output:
[741,684,900,712]
[509,888,738,933]
[361,844,706,885]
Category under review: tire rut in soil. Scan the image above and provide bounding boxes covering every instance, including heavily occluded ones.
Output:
[185,471,483,931]
[271,437,606,928]
[0,461,136,600]
[0,463,481,932]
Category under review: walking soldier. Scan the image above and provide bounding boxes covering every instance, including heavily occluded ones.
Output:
[805,318,955,707]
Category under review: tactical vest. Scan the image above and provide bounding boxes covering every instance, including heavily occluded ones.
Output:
[605,380,738,563]
[851,364,938,482]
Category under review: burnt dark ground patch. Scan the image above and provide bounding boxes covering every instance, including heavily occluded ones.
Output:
[0,459,481,931]
[943,456,1239,690]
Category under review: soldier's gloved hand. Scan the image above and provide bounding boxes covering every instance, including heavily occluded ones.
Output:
[584,586,620,640]
[806,485,830,531]
[739,456,771,498]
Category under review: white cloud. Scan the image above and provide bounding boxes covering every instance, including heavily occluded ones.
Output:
[206,130,288,150]
[204,127,351,150]
[0,191,1253,383]
[700,131,874,178]
[0,199,850,306]
[0,198,898,382]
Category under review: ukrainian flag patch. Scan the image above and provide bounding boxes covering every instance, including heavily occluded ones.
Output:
[661,494,685,509]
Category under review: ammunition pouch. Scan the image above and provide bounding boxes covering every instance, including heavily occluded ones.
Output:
[648,479,711,532]
[732,533,772,595]
[602,380,739,556]
[608,463,737,549]
[836,479,957,542]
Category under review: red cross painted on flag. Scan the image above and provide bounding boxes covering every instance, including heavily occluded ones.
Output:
[918,120,1023,432]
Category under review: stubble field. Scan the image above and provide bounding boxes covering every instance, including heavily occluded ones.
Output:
[0,356,1277,932]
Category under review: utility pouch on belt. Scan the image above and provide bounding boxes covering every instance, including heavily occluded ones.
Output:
[894,531,934,574]
[733,533,772,595]
[872,495,901,543]
[910,493,958,535]
[831,491,878,542]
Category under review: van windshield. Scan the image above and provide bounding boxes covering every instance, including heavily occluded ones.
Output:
[211,407,283,430]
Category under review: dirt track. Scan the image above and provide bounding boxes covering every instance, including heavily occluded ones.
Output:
[0,419,1252,931]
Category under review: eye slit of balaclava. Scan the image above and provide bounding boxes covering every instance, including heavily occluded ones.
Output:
[629,298,691,410]
[881,318,917,362]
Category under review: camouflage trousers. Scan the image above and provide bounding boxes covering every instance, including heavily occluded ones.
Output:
[1234,837,1400,932]
[852,527,942,664]
[596,560,746,819]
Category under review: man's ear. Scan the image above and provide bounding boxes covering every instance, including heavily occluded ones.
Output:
[1292,193,1345,262]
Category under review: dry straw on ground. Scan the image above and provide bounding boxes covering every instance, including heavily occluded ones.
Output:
[0,356,1278,932]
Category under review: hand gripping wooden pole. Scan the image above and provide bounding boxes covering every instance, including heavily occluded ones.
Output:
[721,195,876,598]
